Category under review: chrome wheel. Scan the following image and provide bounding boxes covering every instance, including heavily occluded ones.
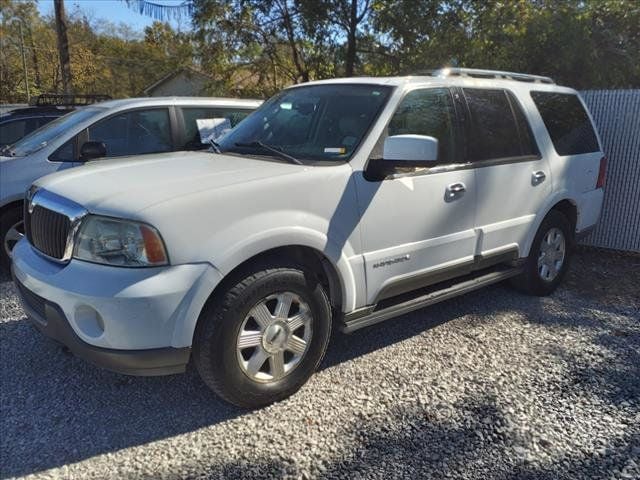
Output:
[3,219,24,260]
[537,227,565,282]
[236,292,312,383]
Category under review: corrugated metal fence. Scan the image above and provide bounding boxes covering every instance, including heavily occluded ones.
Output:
[579,90,640,252]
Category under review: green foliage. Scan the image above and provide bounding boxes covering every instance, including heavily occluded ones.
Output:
[1,0,638,103]
[1,0,195,102]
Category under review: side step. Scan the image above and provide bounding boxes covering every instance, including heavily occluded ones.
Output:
[341,267,522,333]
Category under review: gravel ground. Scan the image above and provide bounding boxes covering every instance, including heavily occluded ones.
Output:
[1,248,639,480]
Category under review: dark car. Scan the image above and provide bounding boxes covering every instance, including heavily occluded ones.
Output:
[0,94,110,148]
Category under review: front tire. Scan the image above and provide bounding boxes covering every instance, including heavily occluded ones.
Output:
[511,210,573,296]
[193,262,332,408]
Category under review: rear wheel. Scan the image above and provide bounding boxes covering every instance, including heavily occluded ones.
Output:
[511,210,573,296]
[0,206,24,270]
[193,262,332,408]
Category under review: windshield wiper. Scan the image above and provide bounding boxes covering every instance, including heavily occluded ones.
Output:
[234,141,302,165]
[0,146,15,156]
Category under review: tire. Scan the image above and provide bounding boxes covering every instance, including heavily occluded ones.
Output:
[511,209,573,296]
[193,261,332,408]
[0,205,24,271]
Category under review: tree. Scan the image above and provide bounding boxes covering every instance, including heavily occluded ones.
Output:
[54,0,73,94]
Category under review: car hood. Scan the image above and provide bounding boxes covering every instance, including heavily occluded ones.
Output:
[35,151,303,215]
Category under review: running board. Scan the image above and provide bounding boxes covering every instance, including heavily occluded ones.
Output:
[341,267,522,333]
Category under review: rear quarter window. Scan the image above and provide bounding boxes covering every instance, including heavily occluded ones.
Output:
[530,92,599,156]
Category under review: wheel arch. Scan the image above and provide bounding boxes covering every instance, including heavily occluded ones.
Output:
[522,194,578,257]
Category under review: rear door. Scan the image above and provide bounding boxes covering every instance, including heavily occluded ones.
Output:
[461,88,551,259]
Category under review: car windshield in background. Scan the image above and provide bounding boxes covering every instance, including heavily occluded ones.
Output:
[217,84,392,162]
[6,107,105,157]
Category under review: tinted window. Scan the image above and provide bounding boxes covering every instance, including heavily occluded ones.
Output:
[9,107,103,157]
[507,92,539,156]
[87,108,171,157]
[0,119,28,145]
[180,107,253,150]
[49,138,75,162]
[464,88,523,161]
[218,84,391,161]
[531,92,599,155]
[387,88,457,164]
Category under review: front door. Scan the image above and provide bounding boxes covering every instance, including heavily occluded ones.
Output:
[355,87,477,305]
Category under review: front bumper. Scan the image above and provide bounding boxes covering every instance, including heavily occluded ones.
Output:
[13,274,190,375]
[11,240,222,376]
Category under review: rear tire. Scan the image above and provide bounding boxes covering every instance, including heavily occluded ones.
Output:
[511,210,573,296]
[193,262,332,408]
[0,205,24,271]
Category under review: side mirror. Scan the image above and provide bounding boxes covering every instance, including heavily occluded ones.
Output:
[383,134,439,166]
[80,141,107,161]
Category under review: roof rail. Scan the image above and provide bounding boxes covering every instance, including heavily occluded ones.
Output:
[423,68,554,85]
[34,94,112,107]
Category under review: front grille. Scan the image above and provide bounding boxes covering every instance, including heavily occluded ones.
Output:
[15,280,47,320]
[26,205,71,260]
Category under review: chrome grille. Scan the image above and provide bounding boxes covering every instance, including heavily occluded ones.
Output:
[26,205,71,259]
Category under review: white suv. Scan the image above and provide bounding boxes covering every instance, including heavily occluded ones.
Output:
[11,69,606,408]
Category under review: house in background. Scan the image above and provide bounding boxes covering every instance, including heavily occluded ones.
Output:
[143,67,214,97]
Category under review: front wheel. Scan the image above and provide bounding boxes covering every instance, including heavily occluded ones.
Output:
[511,210,573,296]
[193,263,332,408]
[1,206,25,271]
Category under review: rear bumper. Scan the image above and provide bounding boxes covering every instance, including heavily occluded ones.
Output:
[13,272,190,376]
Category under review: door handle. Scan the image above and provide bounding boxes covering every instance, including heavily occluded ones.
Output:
[446,182,466,200]
[532,171,546,184]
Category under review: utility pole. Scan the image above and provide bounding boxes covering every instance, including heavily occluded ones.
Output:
[15,21,30,103]
[53,0,72,94]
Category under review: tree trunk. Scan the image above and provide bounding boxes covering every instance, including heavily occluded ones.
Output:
[344,0,358,76]
[54,0,72,94]
[26,24,41,90]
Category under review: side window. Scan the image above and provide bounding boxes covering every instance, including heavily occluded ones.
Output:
[387,88,457,164]
[463,88,524,161]
[49,138,75,162]
[87,108,171,157]
[180,108,252,150]
[0,119,27,145]
[530,92,599,156]
[507,92,539,157]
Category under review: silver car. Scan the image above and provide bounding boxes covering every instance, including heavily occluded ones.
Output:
[0,96,262,268]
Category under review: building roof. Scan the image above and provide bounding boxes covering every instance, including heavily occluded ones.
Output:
[142,67,215,96]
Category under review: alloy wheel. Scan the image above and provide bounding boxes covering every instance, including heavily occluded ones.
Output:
[3,220,24,260]
[236,292,312,383]
[537,227,566,282]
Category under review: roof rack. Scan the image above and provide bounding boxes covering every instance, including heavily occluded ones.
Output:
[34,94,112,107]
[422,68,554,84]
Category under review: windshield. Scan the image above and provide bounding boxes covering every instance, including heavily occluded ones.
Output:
[7,107,105,157]
[218,84,392,162]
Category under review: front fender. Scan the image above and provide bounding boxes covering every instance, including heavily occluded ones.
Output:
[211,222,361,313]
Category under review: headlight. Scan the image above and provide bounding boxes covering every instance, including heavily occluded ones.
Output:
[73,215,168,267]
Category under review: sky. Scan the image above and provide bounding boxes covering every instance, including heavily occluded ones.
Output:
[36,0,191,32]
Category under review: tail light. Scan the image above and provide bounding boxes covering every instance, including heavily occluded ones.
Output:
[596,156,607,189]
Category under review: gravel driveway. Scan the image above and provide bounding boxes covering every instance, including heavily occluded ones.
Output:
[1,249,638,480]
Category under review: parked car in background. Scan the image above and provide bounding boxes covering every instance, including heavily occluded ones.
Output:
[0,94,111,148]
[0,96,262,268]
[11,69,605,408]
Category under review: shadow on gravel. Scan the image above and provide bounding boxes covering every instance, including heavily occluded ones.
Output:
[1,251,638,478]
[146,396,514,480]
